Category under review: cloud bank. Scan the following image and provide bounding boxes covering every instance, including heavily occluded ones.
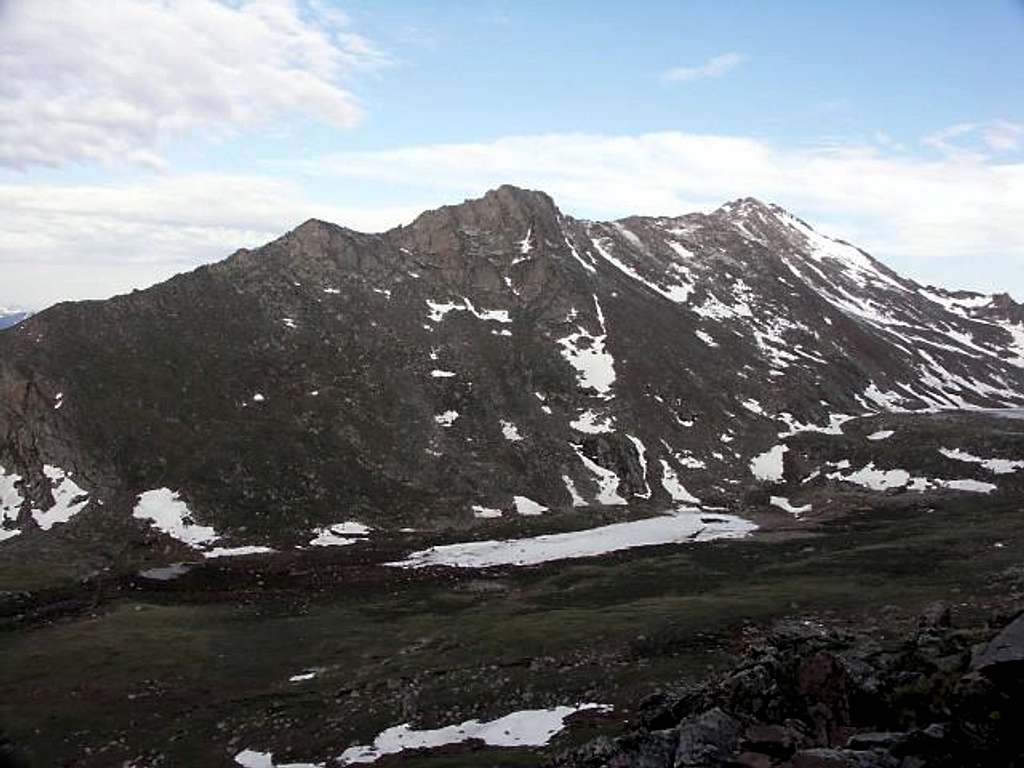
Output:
[0,0,386,169]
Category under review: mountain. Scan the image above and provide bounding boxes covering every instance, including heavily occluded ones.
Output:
[1,185,1023,556]
[0,308,31,330]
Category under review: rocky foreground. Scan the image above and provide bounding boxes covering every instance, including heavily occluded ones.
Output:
[552,604,1024,768]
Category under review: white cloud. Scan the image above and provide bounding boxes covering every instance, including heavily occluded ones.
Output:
[4,129,1024,308]
[296,129,1024,281]
[0,0,387,169]
[662,52,747,83]
[0,174,419,307]
[922,120,1024,158]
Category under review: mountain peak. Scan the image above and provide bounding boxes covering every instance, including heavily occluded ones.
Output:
[428,184,561,227]
[713,196,787,219]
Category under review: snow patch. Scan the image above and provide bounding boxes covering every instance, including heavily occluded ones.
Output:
[938,448,1024,475]
[32,465,89,531]
[750,445,788,483]
[570,409,615,434]
[500,420,523,442]
[434,410,459,427]
[337,705,612,765]
[310,522,371,547]
[659,460,700,504]
[0,467,24,542]
[562,475,587,507]
[388,510,756,569]
[235,749,323,768]
[573,444,627,506]
[133,489,217,548]
[204,546,275,559]
[557,296,616,397]
[513,495,548,516]
[472,505,503,519]
[626,435,652,499]
[867,430,895,441]
[769,496,812,517]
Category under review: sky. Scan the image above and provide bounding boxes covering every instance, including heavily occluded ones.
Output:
[2,0,1023,309]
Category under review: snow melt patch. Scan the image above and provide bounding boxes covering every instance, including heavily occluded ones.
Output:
[426,298,511,324]
[472,505,503,519]
[626,434,652,499]
[234,749,323,768]
[659,460,700,504]
[770,496,812,517]
[337,705,611,764]
[562,475,587,507]
[573,445,627,506]
[388,510,756,569]
[518,226,533,255]
[750,445,788,483]
[570,409,615,434]
[310,521,371,547]
[430,369,456,378]
[133,489,217,548]
[32,465,89,531]
[0,467,24,542]
[434,410,459,427]
[825,462,997,494]
[500,420,523,442]
[741,399,766,416]
[695,330,718,348]
[938,448,1024,475]
[557,297,616,397]
[513,495,548,516]
[204,546,275,559]
[591,234,692,304]
[777,412,855,438]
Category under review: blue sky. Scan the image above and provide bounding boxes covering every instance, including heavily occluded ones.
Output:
[2,0,1023,307]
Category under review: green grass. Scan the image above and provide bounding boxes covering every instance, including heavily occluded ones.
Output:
[1,496,1022,766]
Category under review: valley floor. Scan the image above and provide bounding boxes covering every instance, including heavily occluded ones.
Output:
[1,493,1023,767]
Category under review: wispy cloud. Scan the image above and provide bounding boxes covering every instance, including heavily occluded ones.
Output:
[922,120,1024,158]
[290,129,1024,274]
[0,0,390,170]
[661,52,748,83]
[5,127,1024,306]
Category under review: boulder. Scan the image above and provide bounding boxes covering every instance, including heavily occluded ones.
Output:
[788,748,898,768]
[915,601,951,630]
[970,610,1024,674]
[743,723,804,757]
[674,707,742,766]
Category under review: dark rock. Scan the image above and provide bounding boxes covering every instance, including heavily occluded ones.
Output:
[743,723,804,757]
[916,602,951,630]
[788,748,898,768]
[970,610,1024,674]
[674,707,742,766]
[727,751,773,768]
[797,652,852,744]
[844,732,906,751]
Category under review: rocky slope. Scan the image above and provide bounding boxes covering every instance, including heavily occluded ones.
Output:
[1,186,1023,555]
[552,604,1024,768]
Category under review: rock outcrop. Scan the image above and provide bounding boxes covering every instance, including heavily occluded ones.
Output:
[552,607,1024,768]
